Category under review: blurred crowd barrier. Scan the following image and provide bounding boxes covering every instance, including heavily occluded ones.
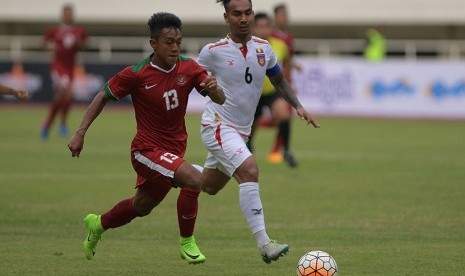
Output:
[1,35,465,63]
[1,36,465,120]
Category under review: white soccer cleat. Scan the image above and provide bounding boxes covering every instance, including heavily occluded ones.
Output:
[260,240,289,263]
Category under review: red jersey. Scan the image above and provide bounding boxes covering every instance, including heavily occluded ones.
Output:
[44,24,87,73]
[104,55,208,156]
[271,29,295,56]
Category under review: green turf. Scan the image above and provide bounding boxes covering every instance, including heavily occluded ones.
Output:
[1,106,465,275]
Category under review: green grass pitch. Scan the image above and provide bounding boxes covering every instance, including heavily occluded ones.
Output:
[1,106,465,275]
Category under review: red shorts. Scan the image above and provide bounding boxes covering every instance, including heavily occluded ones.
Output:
[131,148,185,200]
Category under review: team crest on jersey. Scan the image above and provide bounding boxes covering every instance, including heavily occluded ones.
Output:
[256,48,265,67]
[176,74,186,86]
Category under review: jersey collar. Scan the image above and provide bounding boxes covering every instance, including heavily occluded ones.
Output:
[226,34,254,58]
[150,61,176,73]
[226,34,254,48]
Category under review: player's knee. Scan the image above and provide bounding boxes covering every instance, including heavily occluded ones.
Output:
[181,173,202,190]
[133,204,153,217]
[237,166,259,182]
[132,198,157,217]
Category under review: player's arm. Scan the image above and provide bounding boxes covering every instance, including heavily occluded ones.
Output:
[268,71,320,128]
[77,28,88,50]
[199,75,226,104]
[43,28,54,50]
[67,90,109,157]
[0,83,28,100]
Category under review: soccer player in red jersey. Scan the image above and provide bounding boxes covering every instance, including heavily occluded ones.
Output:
[67,12,225,264]
[41,4,88,140]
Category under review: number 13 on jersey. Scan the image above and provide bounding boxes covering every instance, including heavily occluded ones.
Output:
[163,89,179,110]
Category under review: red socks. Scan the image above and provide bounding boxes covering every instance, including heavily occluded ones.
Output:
[177,188,200,237]
[101,197,138,230]
[99,188,200,237]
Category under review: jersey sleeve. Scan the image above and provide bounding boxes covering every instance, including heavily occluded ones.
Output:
[43,27,55,44]
[103,66,136,100]
[79,27,88,46]
[197,44,213,74]
[266,46,281,77]
[191,60,209,93]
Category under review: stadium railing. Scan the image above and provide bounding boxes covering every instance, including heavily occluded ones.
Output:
[0,35,464,63]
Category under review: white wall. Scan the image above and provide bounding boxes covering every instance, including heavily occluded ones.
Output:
[1,0,465,24]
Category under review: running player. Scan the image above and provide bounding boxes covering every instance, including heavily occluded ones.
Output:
[41,4,87,140]
[197,0,319,263]
[67,12,225,264]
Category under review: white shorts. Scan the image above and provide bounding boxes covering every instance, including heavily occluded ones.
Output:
[201,123,252,177]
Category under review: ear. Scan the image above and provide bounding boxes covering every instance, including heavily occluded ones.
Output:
[223,12,228,24]
[149,38,157,50]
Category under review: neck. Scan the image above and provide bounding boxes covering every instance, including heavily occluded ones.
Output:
[151,55,174,71]
[229,33,251,47]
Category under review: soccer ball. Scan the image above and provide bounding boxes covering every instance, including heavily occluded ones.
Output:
[297,250,338,276]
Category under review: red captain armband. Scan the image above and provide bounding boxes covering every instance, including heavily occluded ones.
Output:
[199,88,209,97]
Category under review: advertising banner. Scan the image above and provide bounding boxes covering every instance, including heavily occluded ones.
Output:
[292,58,465,119]
[2,58,465,119]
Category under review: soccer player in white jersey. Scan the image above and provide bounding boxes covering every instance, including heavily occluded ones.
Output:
[196,0,320,263]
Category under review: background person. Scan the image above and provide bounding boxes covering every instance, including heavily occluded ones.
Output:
[248,12,297,168]
[41,4,88,140]
[267,3,300,167]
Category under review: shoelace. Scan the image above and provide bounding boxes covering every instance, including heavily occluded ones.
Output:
[182,241,199,254]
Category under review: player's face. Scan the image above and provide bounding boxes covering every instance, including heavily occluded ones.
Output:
[274,8,288,29]
[62,7,74,25]
[150,27,182,70]
[253,18,272,40]
[224,0,254,40]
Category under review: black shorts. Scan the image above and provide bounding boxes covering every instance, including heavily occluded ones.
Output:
[254,92,280,121]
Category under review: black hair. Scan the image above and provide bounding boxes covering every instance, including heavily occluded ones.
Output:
[273,3,286,14]
[147,12,182,39]
[63,3,73,11]
[254,12,269,22]
[216,0,252,12]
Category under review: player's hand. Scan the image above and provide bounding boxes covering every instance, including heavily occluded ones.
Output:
[68,133,85,158]
[14,89,28,101]
[296,106,320,128]
[199,75,218,93]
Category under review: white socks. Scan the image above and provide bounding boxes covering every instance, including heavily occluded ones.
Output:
[239,182,270,248]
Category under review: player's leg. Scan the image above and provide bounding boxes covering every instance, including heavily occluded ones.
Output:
[271,99,297,167]
[200,167,230,195]
[233,156,289,263]
[41,71,64,140]
[83,149,178,260]
[59,79,73,137]
[83,185,169,260]
[172,162,206,264]
[203,124,289,262]
[199,124,233,195]
[267,95,287,164]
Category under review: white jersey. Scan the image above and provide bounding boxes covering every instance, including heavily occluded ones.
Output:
[198,35,280,136]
